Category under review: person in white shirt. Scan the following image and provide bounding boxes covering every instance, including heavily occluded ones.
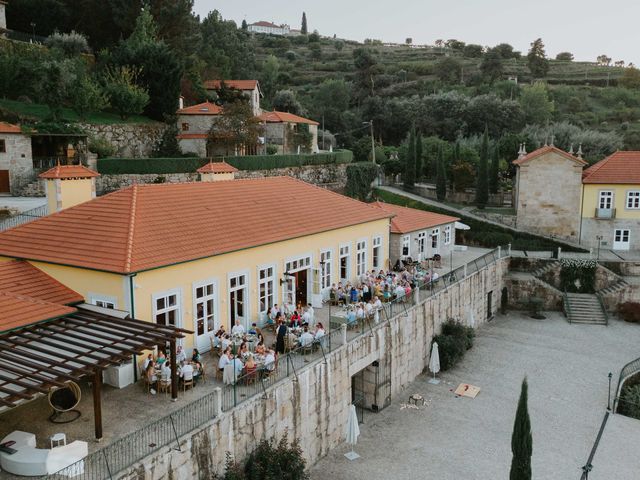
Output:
[432,272,440,283]
[142,353,153,371]
[176,345,187,364]
[395,284,405,298]
[356,304,365,320]
[231,355,244,378]
[314,322,325,340]
[301,308,311,326]
[365,300,374,318]
[231,320,245,336]
[218,347,231,371]
[160,361,171,382]
[307,303,315,324]
[263,350,276,372]
[180,362,194,383]
[299,327,314,347]
[374,296,383,323]
[221,334,231,351]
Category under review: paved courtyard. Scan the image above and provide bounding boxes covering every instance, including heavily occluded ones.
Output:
[310,312,640,480]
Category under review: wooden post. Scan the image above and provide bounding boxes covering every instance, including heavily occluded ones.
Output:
[93,368,103,441]
[170,339,178,402]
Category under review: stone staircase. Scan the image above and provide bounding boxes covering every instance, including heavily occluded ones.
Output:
[532,260,560,279]
[563,293,608,325]
[598,277,630,296]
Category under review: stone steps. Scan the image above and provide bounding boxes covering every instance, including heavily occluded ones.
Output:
[564,293,608,325]
[599,278,630,296]
[532,260,560,278]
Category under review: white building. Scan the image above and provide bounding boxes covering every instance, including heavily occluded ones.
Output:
[0,1,7,32]
[247,21,290,36]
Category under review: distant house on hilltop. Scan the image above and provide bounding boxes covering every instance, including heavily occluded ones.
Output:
[203,79,263,116]
[247,21,290,36]
[0,1,7,33]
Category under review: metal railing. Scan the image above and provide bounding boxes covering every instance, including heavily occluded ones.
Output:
[579,411,610,480]
[564,289,572,324]
[595,292,609,326]
[613,356,640,412]
[0,204,48,231]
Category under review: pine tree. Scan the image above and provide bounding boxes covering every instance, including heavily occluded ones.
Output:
[241,19,248,30]
[301,12,308,35]
[415,131,423,180]
[403,126,417,189]
[510,378,533,480]
[489,146,500,194]
[436,146,447,201]
[475,127,489,208]
[527,38,549,78]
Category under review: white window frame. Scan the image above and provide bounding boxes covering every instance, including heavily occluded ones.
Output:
[626,190,640,209]
[320,249,333,289]
[599,190,613,209]
[401,235,410,258]
[339,243,351,281]
[193,278,218,339]
[285,253,312,273]
[258,264,276,315]
[444,225,452,245]
[356,239,367,276]
[615,229,630,243]
[372,236,382,270]
[417,231,427,258]
[90,294,117,309]
[228,270,249,328]
[431,228,440,250]
[152,289,182,329]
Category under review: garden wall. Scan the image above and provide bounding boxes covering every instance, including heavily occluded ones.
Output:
[81,122,168,158]
[117,258,509,480]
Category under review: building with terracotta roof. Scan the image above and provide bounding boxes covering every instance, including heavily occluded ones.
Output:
[579,151,640,250]
[371,201,459,265]
[175,102,224,157]
[258,110,320,154]
[39,163,99,213]
[197,160,238,181]
[0,176,392,353]
[512,145,587,242]
[247,21,291,36]
[0,121,31,194]
[203,80,263,116]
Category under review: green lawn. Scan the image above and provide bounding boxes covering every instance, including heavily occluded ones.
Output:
[0,99,156,125]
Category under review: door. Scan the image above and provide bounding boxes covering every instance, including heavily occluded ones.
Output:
[295,269,308,308]
[229,274,248,328]
[0,171,9,193]
[194,283,217,352]
[613,229,631,251]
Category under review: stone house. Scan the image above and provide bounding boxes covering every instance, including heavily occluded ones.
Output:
[258,111,319,154]
[371,201,459,268]
[512,146,587,243]
[579,151,640,251]
[0,122,32,194]
[175,101,222,157]
[203,80,263,116]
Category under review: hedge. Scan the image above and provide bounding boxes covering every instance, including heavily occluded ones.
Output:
[97,150,353,175]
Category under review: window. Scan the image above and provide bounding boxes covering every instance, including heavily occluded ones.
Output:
[285,255,311,273]
[258,266,275,314]
[402,235,410,257]
[599,190,613,209]
[320,250,332,289]
[92,298,115,309]
[356,240,367,276]
[339,244,351,281]
[431,228,440,250]
[229,274,247,324]
[0,139,5,153]
[444,225,452,245]
[615,229,630,243]
[153,291,180,327]
[181,122,189,131]
[195,282,216,337]
[626,191,640,209]
[372,237,382,270]
[417,231,426,258]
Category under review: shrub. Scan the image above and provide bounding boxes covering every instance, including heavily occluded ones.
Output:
[559,258,596,293]
[619,384,640,420]
[441,320,475,350]
[266,144,279,155]
[619,302,640,323]
[433,333,466,371]
[45,31,90,56]
[88,136,116,158]
[346,162,378,201]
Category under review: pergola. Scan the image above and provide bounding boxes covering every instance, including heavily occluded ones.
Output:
[0,306,191,440]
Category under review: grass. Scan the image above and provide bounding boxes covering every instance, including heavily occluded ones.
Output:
[477,207,516,216]
[0,99,156,125]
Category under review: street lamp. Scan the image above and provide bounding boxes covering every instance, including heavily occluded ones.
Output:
[596,235,603,262]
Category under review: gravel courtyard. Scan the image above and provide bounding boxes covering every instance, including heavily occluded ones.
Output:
[310,312,640,480]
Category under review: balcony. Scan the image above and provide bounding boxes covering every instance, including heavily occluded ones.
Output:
[595,207,616,219]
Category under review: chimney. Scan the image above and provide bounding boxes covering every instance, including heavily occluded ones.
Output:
[577,144,583,160]
[196,160,238,182]
[569,143,574,155]
[39,163,100,213]
[178,96,184,110]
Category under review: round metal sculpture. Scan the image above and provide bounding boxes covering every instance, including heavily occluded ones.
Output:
[48,381,82,423]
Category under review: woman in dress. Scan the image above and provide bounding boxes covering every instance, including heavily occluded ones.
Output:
[290,311,302,328]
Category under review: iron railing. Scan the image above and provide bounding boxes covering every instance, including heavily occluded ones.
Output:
[0,204,48,231]
[595,292,609,326]
[613,356,640,412]
[563,289,572,324]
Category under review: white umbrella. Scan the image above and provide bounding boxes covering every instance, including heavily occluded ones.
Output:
[344,404,361,460]
[428,341,441,384]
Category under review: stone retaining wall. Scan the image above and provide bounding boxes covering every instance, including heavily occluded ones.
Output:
[117,258,508,480]
[81,123,168,158]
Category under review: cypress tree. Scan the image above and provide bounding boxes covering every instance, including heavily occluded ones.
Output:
[489,146,500,194]
[510,378,533,480]
[476,127,489,208]
[301,12,308,34]
[241,19,248,30]
[415,132,423,180]
[403,126,417,189]
[436,146,447,201]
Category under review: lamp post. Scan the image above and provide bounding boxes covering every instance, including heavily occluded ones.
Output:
[607,372,613,411]
[596,235,603,262]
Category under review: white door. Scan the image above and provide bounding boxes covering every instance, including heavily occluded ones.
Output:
[229,274,248,328]
[283,276,296,306]
[613,229,631,251]
[194,282,217,352]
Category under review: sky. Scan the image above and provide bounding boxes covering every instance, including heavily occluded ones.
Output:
[193,0,640,65]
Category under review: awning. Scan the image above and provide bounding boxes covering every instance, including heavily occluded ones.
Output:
[455,221,470,230]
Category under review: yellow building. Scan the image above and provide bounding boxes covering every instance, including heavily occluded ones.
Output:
[40,164,99,212]
[0,174,391,353]
[580,151,640,251]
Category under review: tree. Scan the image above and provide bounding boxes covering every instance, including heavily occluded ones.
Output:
[489,146,500,194]
[435,57,462,84]
[405,38,412,45]
[45,31,90,56]
[596,54,612,66]
[436,146,447,201]
[273,90,304,115]
[463,44,484,58]
[353,48,379,97]
[620,66,640,89]
[415,132,423,179]
[520,82,554,125]
[207,100,262,156]
[311,79,351,132]
[555,52,574,61]
[102,65,149,119]
[445,39,465,51]
[38,59,77,121]
[510,378,533,480]
[403,126,417,188]
[476,127,489,208]
[493,43,517,59]
[70,74,107,120]
[527,38,549,78]
[480,49,504,84]
[260,55,280,101]
[301,12,308,34]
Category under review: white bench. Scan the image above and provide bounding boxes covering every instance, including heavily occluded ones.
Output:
[0,431,88,477]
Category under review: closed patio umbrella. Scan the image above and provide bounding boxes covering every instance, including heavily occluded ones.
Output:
[428,341,441,384]
[344,404,361,460]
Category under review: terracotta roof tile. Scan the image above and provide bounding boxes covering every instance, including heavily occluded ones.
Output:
[512,145,587,166]
[176,101,223,116]
[197,161,238,174]
[0,260,83,304]
[582,151,640,184]
[39,164,100,179]
[176,133,208,139]
[258,111,319,126]
[204,80,259,91]
[371,201,459,234]
[250,21,282,28]
[0,292,77,332]
[0,122,22,134]
[0,177,392,273]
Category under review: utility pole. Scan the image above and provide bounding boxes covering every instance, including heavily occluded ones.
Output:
[322,115,325,151]
[370,120,375,164]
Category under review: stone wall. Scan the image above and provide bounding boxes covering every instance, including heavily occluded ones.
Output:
[580,218,640,250]
[117,258,508,480]
[505,272,563,311]
[81,123,168,158]
[0,132,33,194]
[96,164,349,195]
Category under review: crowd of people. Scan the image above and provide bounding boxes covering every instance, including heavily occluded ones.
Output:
[142,345,204,395]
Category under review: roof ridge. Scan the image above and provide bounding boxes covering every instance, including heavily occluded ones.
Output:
[123,184,138,273]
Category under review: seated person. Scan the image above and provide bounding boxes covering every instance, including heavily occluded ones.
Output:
[290,311,302,328]
[191,348,202,368]
[244,355,257,377]
[238,341,249,357]
[221,334,232,351]
[356,304,365,319]
[255,340,266,355]
[346,308,357,326]
[248,322,258,335]
[395,284,405,298]
[262,349,276,372]
[432,272,440,283]
[231,355,244,379]
[160,361,171,383]
[156,350,166,365]
[142,353,153,371]
[145,362,157,394]
[314,322,326,339]
[176,345,187,363]
[180,361,194,382]
[231,320,245,336]
[218,347,232,371]
[299,327,315,347]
